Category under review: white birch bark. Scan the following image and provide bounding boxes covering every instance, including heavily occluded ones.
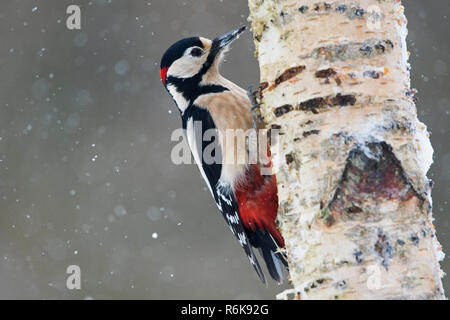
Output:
[248,0,445,299]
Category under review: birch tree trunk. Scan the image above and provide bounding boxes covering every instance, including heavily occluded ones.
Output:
[248,0,445,299]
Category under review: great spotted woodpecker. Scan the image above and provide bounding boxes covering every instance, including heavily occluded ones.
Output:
[160,26,287,284]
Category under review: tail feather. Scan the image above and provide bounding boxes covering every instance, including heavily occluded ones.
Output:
[248,228,288,283]
[249,250,267,285]
[258,247,282,283]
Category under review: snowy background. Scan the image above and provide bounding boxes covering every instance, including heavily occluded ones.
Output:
[0,0,448,299]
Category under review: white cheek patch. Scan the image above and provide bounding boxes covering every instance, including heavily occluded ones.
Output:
[167,84,190,113]
[167,56,204,79]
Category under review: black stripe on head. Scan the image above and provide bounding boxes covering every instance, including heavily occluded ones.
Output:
[160,37,204,69]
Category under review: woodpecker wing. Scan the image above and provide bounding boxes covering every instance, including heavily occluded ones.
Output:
[214,182,266,284]
[182,106,266,283]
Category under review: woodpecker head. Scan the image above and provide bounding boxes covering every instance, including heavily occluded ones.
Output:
[160,26,246,111]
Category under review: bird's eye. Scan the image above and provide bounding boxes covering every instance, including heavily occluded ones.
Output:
[190,47,203,57]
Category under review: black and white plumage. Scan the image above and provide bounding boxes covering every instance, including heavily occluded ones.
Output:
[160,26,287,284]
[182,104,266,282]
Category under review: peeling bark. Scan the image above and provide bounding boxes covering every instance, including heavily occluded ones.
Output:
[248,0,445,299]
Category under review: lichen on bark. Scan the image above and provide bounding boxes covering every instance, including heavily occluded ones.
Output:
[248,0,445,299]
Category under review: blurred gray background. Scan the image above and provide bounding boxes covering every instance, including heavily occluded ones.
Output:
[0,0,448,299]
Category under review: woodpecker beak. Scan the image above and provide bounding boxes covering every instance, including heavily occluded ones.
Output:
[211,26,246,54]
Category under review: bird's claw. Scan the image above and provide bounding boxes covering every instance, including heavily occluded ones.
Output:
[247,86,260,112]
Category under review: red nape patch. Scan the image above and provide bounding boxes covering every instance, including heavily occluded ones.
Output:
[235,165,285,247]
[160,67,169,86]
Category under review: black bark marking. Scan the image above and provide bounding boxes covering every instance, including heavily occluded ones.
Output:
[274,94,356,116]
[314,2,331,11]
[377,119,413,135]
[299,94,356,113]
[331,93,356,106]
[274,104,293,117]
[363,70,382,79]
[285,153,295,165]
[313,39,394,62]
[271,124,281,130]
[354,250,363,264]
[305,3,370,21]
[360,43,373,56]
[354,8,365,17]
[299,97,326,113]
[332,132,354,144]
[336,280,347,289]
[374,43,386,53]
[303,129,320,137]
[259,82,269,91]
[274,66,306,86]
[257,82,269,99]
[410,233,420,246]
[299,5,309,13]
[315,68,337,78]
[336,4,347,13]
[345,206,362,213]
[374,229,394,269]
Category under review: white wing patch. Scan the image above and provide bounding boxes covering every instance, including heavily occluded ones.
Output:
[186,117,213,196]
